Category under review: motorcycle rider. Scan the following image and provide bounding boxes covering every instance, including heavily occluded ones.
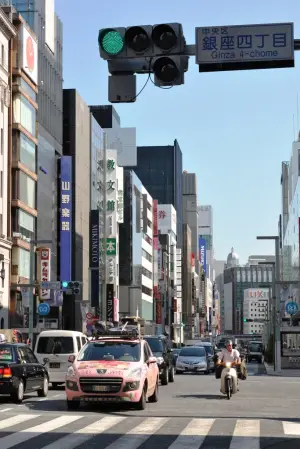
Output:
[217,339,241,393]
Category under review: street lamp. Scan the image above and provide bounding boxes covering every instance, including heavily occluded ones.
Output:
[257,236,281,372]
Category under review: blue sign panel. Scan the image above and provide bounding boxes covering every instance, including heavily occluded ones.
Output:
[286,302,298,315]
[199,237,207,274]
[38,302,50,316]
[196,23,294,72]
[60,157,72,282]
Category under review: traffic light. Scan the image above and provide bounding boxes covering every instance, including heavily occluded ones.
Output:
[61,281,81,295]
[98,23,189,101]
[243,318,247,322]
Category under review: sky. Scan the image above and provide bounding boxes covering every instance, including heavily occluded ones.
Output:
[56,0,300,264]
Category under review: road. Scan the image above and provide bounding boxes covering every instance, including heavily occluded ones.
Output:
[0,363,299,448]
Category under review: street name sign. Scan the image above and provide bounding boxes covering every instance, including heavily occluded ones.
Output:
[40,281,60,290]
[196,23,294,72]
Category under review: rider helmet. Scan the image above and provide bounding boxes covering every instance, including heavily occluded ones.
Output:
[225,339,233,351]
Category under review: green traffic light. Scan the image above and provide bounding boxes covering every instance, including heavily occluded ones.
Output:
[62,281,68,288]
[99,29,124,55]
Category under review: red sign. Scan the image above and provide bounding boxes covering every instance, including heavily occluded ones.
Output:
[153,286,160,300]
[191,253,195,267]
[172,299,177,312]
[156,299,162,324]
[153,200,158,236]
[40,248,51,299]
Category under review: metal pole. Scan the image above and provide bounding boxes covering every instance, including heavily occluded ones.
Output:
[275,238,281,373]
[28,240,35,348]
[102,133,107,321]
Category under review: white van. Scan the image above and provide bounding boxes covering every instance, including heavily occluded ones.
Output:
[34,330,88,387]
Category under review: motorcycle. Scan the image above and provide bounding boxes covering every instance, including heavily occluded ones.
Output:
[219,361,240,400]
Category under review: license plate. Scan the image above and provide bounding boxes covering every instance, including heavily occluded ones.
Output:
[50,363,60,368]
[92,385,108,392]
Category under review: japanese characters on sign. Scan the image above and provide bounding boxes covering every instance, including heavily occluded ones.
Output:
[196,23,294,71]
[107,257,116,283]
[106,284,114,321]
[106,238,116,256]
[117,166,124,224]
[153,200,158,236]
[60,156,72,282]
[39,248,51,300]
[157,204,177,235]
[155,298,162,325]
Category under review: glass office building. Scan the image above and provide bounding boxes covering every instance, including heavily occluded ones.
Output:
[127,140,183,248]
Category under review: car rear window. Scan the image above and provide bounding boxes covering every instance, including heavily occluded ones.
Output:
[0,346,13,361]
[36,337,74,354]
[77,341,141,362]
[179,347,206,357]
[249,343,262,352]
[144,338,164,352]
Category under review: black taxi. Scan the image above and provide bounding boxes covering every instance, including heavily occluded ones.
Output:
[0,343,49,403]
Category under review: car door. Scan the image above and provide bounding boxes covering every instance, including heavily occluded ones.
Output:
[144,343,155,391]
[17,347,37,391]
[25,347,45,386]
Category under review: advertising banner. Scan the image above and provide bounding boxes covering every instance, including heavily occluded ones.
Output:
[199,237,207,274]
[106,150,117,237]
[157,204,177,235]
[60,157,72,282]
[106,284,114,321]
[90,210,99,308]
[155,299,162,324]
[117,166,124,223]
[21,24,38,85]
[113,297,119,322]
[39,248,51,300]
[153,200,158,236]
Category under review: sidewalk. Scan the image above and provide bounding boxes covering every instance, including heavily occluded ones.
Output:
[264,361,300,377]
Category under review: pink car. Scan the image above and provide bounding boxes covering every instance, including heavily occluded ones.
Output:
[65,332,159,410]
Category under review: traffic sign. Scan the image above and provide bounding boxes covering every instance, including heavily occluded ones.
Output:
[286,301,298,315]
[38,302,50,316]
[196,23,294,72]
[40,281,60,290]
[86,312,93,320]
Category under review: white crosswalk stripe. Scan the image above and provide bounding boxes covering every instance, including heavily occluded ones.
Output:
[0,414,299,448]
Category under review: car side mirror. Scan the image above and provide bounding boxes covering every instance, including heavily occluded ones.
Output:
[147,356,157,364]
[43,357,49,365]
[68,355,75,363]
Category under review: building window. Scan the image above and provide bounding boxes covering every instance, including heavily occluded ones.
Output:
[17,209,35,240]
[20,133,36,173]
[142,249,152,262]
[142,267,152,279]
[20,78,37,102]
[13,94,36,137]
[19,171,36,209]
[12,247,30,279]
[142,285,152,297]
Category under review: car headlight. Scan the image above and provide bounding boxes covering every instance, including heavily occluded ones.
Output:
[127,367,142,379]
[67,366,76,377]
[226,362,231,368]
[156,357,164,364]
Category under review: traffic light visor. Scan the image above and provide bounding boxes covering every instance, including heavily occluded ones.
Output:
[152,24,177,51]
[125,26,150,53]
[99,29,124,55]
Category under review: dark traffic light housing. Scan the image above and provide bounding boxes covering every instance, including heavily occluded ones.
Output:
[61,281,81,295]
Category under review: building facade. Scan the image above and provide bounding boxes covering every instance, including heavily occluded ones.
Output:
[183,172,199,268]
[119,170,153,320]
[62,89,90,331]
[0,8,16,328]
[243,288,269,334]
[126,140,183,249]
[182,223,193,339]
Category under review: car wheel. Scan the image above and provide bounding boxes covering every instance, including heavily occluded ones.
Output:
[135,387,146,410]
[38,375,49,397]
[161,369,169,385]
[11,379,24,404]
[148,380,159,403]
[168,366,175,383]
[67,400,80,410]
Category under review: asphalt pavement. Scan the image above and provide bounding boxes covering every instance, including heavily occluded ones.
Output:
[0,362,299,448]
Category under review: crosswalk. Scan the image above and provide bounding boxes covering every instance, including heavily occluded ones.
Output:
[0,413,298,448]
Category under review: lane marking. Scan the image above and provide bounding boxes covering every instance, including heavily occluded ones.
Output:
[0,408,13,412]
[283,421,300,435]
[0,414,38,429]
[229,420,260,449]
[105,417,168,449]
[168,418,215,449]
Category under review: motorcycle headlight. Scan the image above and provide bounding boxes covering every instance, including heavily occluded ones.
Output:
[127,367,142,379]
[156,357,164,364]
[226,362,231,368]
[67,366,76,377]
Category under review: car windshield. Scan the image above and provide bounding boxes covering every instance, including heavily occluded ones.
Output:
[179,347,206,357]
[0,345,14,362]
[144,338,164,352]
[37,337,74,354]
[249,343,262,352]
[77,341,141,362]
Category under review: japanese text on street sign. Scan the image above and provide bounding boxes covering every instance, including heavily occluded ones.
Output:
[40,248,51,300]
[196,23,294,69]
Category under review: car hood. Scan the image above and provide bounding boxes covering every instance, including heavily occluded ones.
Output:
[75,360,140,377]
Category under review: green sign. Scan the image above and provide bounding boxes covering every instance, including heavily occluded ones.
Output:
[106,238,116,255]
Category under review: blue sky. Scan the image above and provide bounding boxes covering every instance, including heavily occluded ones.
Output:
[56,0,300,263]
